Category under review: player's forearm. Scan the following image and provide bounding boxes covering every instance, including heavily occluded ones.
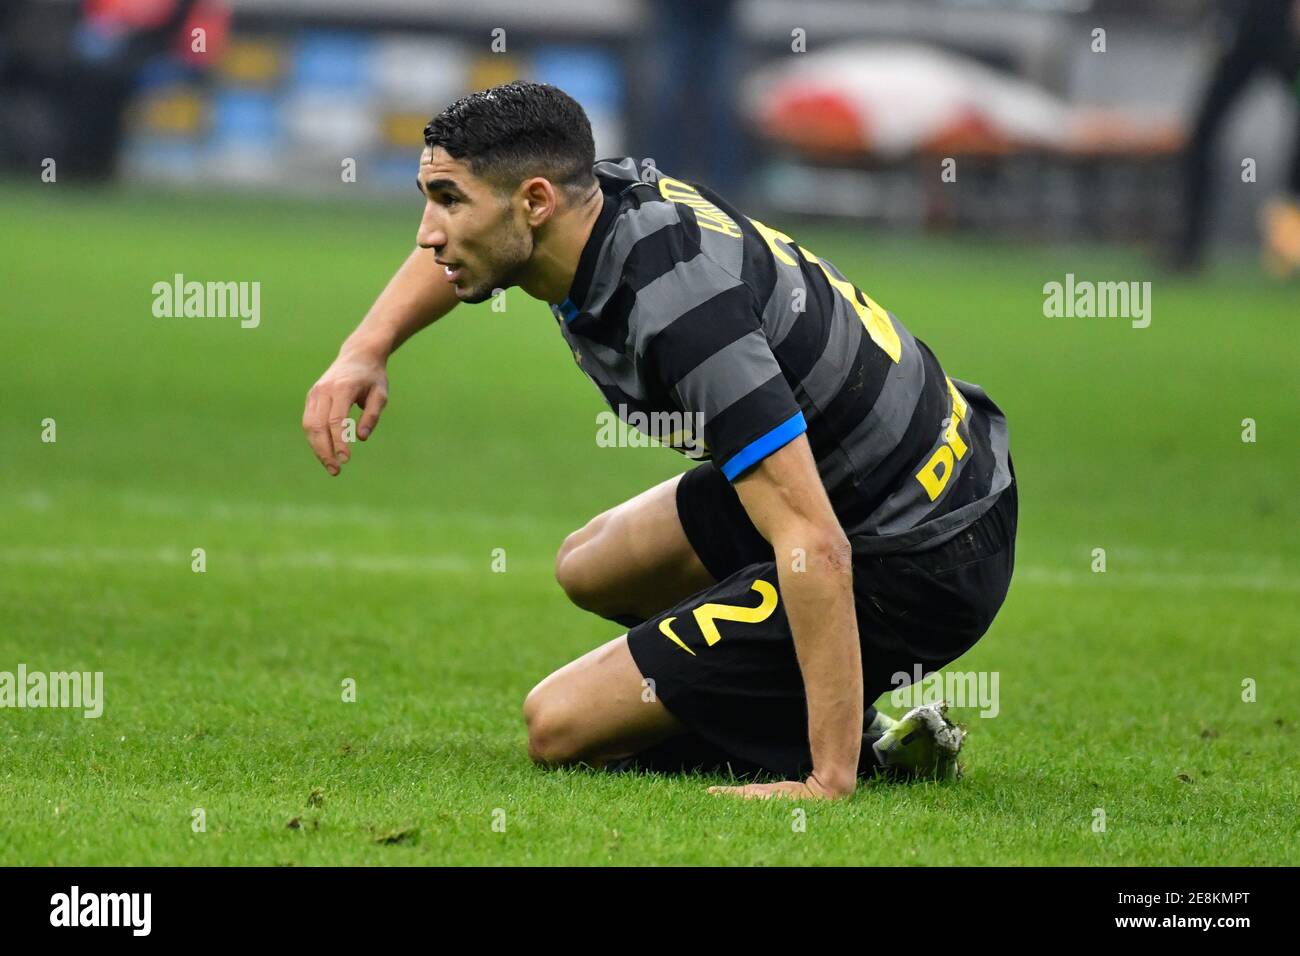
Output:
[775,530,863,794]
[339,247,459,361]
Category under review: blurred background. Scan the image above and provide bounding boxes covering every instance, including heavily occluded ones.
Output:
[3,0,1298,867]
[3,0,1299,266]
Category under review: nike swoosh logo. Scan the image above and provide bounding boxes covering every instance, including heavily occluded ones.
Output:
[657,617,696,656]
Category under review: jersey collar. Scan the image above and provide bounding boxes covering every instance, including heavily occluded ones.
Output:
[555,183,620,321]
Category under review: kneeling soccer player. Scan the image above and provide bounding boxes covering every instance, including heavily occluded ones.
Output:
[302,82,1017,800]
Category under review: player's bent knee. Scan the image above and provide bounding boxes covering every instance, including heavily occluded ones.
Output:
[554,526,586,576]
[554,529,616,615]
[522,687,581,766]
[526,720,576,766]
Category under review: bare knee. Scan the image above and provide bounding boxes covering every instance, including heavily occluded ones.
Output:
[554,519,614,615]
[522,684,581,766]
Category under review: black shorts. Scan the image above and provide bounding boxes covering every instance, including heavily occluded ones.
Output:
[623,459,1018,780]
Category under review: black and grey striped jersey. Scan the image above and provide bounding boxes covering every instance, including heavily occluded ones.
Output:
[551,157,1013,554]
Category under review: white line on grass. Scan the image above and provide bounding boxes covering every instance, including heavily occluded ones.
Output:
[0,546,549,575]
[1014,566,1300,594]
[14,488,565,534]
[16,490,1297,579]
[0,546,1296,592]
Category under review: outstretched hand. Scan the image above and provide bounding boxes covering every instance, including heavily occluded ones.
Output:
[302,351,389,475]
[708,774,854,801]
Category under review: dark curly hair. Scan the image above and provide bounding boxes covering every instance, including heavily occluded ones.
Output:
[423,82,596,196]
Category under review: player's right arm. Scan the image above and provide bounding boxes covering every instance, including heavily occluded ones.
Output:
[302,247,458,476]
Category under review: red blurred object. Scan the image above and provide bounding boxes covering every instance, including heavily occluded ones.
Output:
[921,107,1014,157]
[763,89,871,155]
[84,0,230,65]
[749,43,1183,162]
[85,0,177,29]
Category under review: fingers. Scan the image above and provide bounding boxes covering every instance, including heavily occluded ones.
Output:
[327,393,353,466]
[357,386,388,441]
[302,389,341,476]
[707,782,821,800]
[302,360,387,475]
[708,784,772,800]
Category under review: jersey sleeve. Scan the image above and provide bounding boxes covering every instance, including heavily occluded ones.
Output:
[640,254,807,481]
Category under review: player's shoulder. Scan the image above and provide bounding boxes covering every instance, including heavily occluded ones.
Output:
[597,159,747,272]
[594,158,682,237]
[590,158,700,288]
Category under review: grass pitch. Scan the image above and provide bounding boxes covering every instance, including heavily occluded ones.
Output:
[1,184,1296,865]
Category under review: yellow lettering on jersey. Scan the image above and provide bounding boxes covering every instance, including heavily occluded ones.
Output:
[657,176,743,238]
[943,416,968,461]
[748,217,901,363]
[916,446,955,501]
[943,376,969,459]
[916,377,971,501]
[748,217,799,266]
[946,375,968,419]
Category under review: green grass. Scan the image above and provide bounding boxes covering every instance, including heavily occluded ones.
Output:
[1,183,1296,866]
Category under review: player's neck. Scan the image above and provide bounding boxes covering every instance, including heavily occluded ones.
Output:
[516,187,605,306]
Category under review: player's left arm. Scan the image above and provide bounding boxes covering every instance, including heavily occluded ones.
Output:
[638,249,862,799]
[712,435,863,801]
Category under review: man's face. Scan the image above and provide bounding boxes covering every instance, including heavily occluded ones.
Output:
[416,146,533,304]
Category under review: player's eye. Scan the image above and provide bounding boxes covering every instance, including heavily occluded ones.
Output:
[440,194,460,208]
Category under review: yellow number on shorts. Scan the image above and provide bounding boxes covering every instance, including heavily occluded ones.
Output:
[658,579,779,655]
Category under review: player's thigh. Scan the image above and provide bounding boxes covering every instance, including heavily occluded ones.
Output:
[554,471,713,617]
[523,633,688,765]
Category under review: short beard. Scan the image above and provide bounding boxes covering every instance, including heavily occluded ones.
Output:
[455,281,500,305]
[458,227,533,304]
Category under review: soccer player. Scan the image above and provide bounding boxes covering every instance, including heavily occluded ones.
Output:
[302,82,1017,800]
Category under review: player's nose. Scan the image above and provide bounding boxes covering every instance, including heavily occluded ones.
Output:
[417,207,447,250]
[417,225,446,250]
